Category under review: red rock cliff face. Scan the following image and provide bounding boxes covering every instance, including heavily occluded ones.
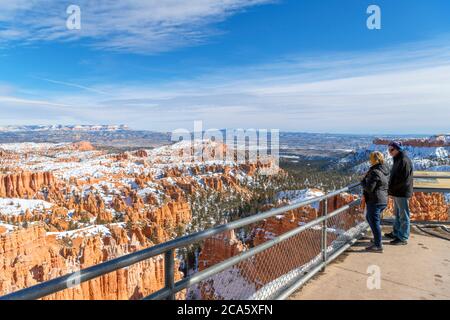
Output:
[0,225,185,300]
[0,226,66,295]
[0,172,55,198]
[198,231,246,272]
[68,141,96,152]
[0,183,192,299]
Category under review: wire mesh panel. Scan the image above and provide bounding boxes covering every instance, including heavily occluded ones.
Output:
[184,197,367,300]
[326,203,366,248]
[185,229,322,300]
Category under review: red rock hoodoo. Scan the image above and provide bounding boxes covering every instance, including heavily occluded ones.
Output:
[0,171,55,198]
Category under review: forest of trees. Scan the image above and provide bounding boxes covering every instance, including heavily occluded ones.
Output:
[187,159,361,230]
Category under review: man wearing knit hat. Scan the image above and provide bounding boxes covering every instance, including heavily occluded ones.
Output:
[385,141,414,245]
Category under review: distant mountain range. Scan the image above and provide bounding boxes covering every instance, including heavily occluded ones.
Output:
[0,125,443,158]
[0,125,130,132]
[0,125,170,149]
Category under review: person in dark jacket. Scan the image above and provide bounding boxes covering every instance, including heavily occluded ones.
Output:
[361,151,389,252]
[385,141,414,245]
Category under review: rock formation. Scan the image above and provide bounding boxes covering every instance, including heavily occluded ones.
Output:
[70,141,96,151]
[0,225,185,300]
[385,192,449,221]
[198,231,246,272]
[0,171,55,198]
[133,150,148,158]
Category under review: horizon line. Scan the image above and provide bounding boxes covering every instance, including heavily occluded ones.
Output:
[0,124,443,137]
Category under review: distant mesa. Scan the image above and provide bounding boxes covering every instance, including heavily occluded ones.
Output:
[374,134,450,148]
[0,125,129,132]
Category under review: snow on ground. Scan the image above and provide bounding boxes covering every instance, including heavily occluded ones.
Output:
[277,189,325,209]
[0,142,61,152]
[149,140,272,168]
[0,222,16,234]
[0,198,53,216]
[445,193,450,204]
[187,267,257,300]
[366,144,449,159]
[47,224,114,239]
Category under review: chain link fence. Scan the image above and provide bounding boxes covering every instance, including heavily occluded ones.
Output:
[184,195,366,300]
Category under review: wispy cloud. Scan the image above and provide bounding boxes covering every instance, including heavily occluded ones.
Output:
[0,95,73,107]
[1,39,450,134]
[0,0,272,54]
[32,76,109,95]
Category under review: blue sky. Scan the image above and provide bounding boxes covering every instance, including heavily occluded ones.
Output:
[0,0,450,134]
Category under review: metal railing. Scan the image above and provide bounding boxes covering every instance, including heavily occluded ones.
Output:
[413,173,450,193]
[0,182,367,300]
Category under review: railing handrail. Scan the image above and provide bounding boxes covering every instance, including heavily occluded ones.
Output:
[414,174,450,179]
[0,182,361,300]
[413,172,450,193]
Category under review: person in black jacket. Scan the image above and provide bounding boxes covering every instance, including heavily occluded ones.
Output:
[361,151,389,252]
[385,141,414,245]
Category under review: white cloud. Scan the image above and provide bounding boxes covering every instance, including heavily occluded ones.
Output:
[0,95,73,107]
[32,77,109,95]
[0,0,272,53]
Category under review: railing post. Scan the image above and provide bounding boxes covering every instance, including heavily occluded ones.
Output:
[164,249,175,300]
[321,198,328,271]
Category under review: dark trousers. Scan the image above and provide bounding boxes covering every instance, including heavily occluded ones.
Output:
[366,203,387,247]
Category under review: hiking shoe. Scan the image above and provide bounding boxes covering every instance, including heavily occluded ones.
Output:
[390,238,407,246]
[384,232,396,239]
[366,245,383,253]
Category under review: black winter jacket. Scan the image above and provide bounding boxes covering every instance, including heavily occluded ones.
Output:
[388,151,414,198]
[361,163,390,205]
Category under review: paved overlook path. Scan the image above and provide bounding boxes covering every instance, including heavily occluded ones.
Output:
[289,228,450,300]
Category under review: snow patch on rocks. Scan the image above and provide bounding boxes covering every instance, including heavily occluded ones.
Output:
[0,198,53,216]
